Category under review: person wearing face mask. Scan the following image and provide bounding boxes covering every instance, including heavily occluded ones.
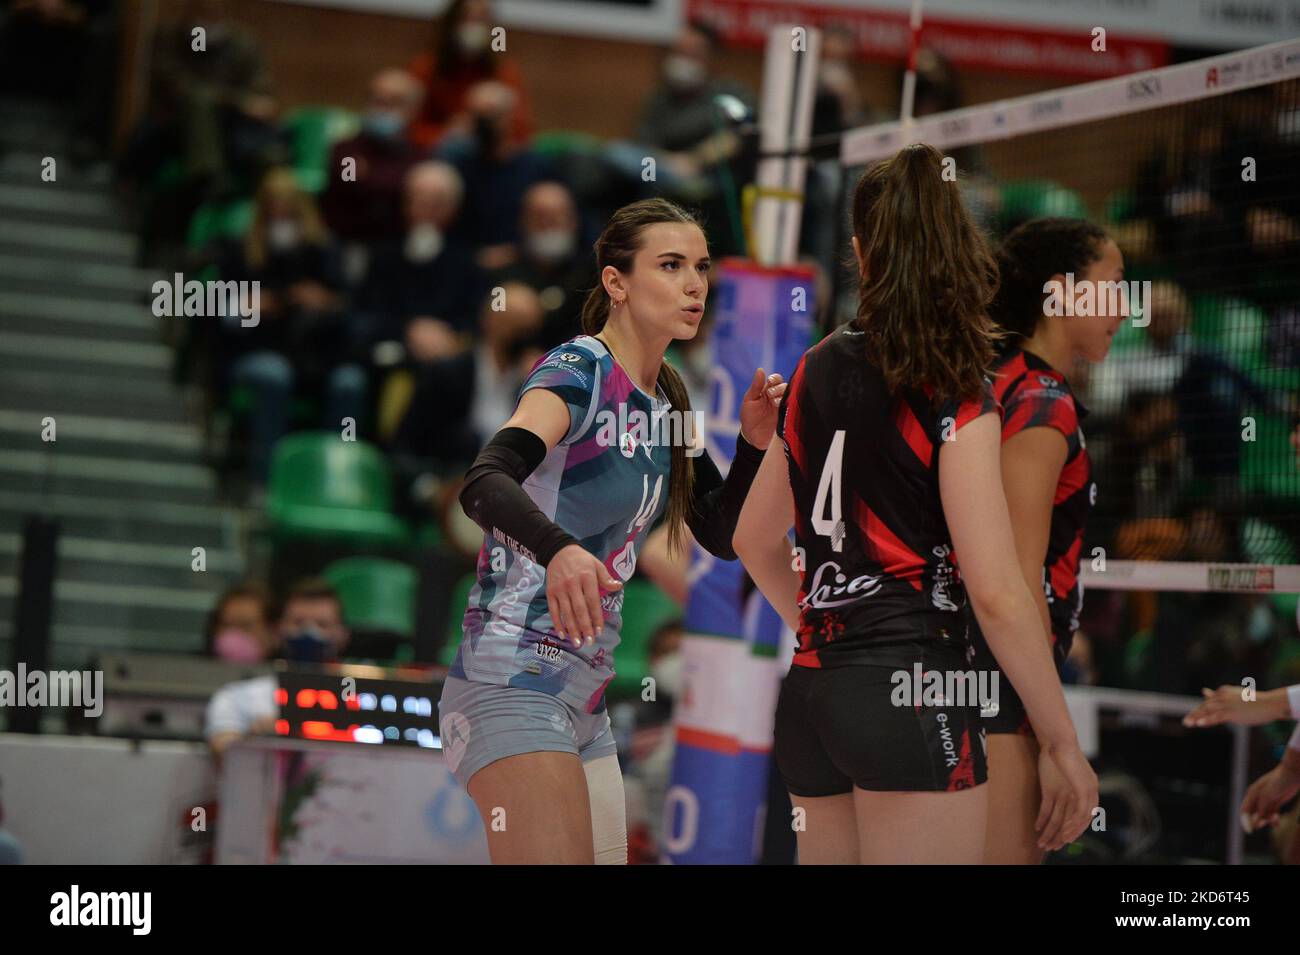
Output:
[406,0,534,152]
[437,81,559,272]
[320,69,425,247]
[205,578,351,766]
[488,182,596,349]
[631,20,756,192]
[354,160,483,368]
[217,168,363,492]
[205,583,277,664]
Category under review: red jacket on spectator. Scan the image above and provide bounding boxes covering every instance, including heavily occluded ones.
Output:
[406,52,533,151]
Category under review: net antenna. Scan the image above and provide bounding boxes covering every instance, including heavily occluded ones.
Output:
[898,0,925,131]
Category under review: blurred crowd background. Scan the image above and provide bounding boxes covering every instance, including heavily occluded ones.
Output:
[1,0,1299,862]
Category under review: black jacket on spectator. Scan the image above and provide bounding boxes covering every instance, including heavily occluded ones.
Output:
[489,252,596,350]
[354,238,484,346]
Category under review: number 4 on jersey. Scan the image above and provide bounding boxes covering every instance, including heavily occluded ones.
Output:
[811,429,846,552]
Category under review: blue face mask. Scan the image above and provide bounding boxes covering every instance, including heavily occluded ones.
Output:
[284,626,330,663]
[363,110,405,141]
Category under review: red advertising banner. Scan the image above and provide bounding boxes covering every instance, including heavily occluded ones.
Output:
[687,0,1170,79]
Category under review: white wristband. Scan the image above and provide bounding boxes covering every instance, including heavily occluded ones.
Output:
[1289,721,1300,754]
[1289,684,1300,721]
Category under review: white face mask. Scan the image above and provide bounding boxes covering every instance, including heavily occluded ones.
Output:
[267,220,301,253]
[650,653,683,700]
[404,223,445,264]
[663,53,706,92]
[526,229,576,264]
[458,22,490,56]
[819,60,854,91]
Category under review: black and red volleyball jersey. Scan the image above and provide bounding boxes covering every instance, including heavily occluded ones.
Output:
[982,346,1094,647]
[776,323,1000,668]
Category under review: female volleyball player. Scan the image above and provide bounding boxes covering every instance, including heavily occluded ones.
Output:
[965,217,1126,864]
[733,144,1097,864]
[439,198,785,864]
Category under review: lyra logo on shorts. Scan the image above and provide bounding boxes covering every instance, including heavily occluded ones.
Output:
[439,711,472,773]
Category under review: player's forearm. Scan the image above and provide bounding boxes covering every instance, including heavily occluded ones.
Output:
[460,428,578,566]
[736,535,802,632]
[971,584,1079,750]
[686,435,765,560]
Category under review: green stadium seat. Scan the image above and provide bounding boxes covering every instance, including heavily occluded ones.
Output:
[266,432,411,546]
[1000,179,1089,228]
[282,106,360,193]
[1240,413,1300,501]
[186,198,254,251]
[323,556,417,637]
[530,129,601,158]
[1103,189,1136,224]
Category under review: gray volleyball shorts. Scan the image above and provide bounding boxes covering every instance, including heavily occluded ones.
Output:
[437,674,618,789]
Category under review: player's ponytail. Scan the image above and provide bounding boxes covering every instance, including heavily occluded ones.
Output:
[851,142,1000,405]
[990,217,1111,349]
[580,198,701,559]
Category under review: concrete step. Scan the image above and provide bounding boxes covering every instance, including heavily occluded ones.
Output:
[0,330,171,379]
[0,448,217,505]
[0,218,136,264]
[0,182,125,229]
[0,577,220,636]
[0,370,195,425]
[0,150,114,192]
[0,623,206,672]
[0,531,240,588]
[0,409,204,464]
[0,253,156,301]
[0,492,240,550]
[0,292,162,344]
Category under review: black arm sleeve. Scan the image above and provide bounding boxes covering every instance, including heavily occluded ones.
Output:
[458,427,580,566]
[686,433,767,561]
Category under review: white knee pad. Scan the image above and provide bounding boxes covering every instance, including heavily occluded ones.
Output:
[584,754,628,865]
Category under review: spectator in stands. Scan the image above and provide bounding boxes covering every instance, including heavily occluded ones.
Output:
[390,281,545,491]
[488,181,594,348]
[203,582,277,663]
[353,160,482,365]
[802,24,877,266]
[407,0,533,152]
[320,68,425,252]
[1088,280,1294,508]
[1086,280,1193,418]
[217,168,363,490]
[632,19,755,182]
[205,578,350,764]
[120,0,284,262]
[1133,107,1245,293]
[437,80,558,271]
